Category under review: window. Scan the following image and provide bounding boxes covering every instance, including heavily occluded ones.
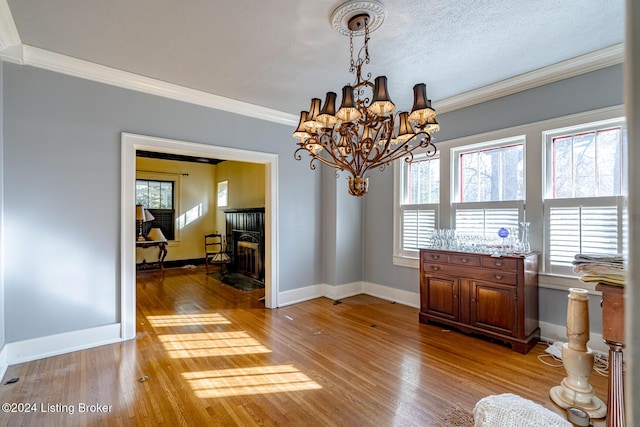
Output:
[397,154,440,257]
[217,180,228,208]
[543,119,625,275]
[459,143,524,202]
[136,179,175,240]
[452,136,525,236]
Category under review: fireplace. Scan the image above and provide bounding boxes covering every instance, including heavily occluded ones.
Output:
[224,208,265,282]
[237,239,261,279]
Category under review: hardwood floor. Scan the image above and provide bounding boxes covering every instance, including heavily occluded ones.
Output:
[1,266,608,426]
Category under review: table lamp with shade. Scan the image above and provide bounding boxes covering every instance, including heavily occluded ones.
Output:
[147,227,167,243]
[135,204,155,241]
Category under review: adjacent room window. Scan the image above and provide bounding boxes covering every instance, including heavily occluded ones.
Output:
[136,179,176,240]
[452,136,525,236]
[398,154,440,257]
[543,118,625,275]
[217,180,229,208]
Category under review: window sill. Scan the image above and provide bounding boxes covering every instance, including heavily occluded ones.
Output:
[538,273,600,295]
[393,255,419,269]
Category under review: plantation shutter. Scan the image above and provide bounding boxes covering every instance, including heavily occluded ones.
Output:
[455,207,520,236]
[548,205,619,269]
[401,206,436,251]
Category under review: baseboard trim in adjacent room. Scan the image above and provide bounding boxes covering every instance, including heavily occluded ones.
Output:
[6,324,122,365]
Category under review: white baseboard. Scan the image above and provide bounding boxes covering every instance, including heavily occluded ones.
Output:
[0,344,7,380]
[362,281,420,308]
[6,324,122,365]
[323,282,364,301]
[277,282,366,307]
[539,321,607,354]
[278,284,325,307]
[277,281,420,307]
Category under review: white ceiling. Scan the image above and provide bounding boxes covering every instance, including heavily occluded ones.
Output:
[4,0,625,119]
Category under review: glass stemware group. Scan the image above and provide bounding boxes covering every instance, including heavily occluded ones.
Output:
[427,223,531,255]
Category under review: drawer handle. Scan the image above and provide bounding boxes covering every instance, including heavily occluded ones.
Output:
[432,266,440,271]
[495,274,503,280]
[453,294,458,299]
[461,258,468,263]
[495,261,503,267]
[432,255,440,260]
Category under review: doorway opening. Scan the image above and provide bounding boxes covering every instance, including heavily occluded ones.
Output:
[121,133,279,340]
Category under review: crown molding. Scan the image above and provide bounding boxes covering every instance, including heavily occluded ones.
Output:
[0,43,23,64]
[10,44,299,126]
[434,44,624,114]
[0,0,20,51]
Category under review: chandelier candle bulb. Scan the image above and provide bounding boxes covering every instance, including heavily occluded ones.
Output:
[425,115,440,133]
[293,0,439,196]
[409,83,436,125]
[336,85,361,121]
[368,76,396,116]
[317,92,338,125]
[396,112,416,143]
[304,98,322,131]
[361,125,373,142]
[293,111,310,141]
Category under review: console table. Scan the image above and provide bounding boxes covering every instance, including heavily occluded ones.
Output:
[596,283,625,427]
[136,240,168,270]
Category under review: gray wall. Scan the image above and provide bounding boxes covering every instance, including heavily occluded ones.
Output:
[3,63,323,342]
[321,166,364,286]
[363,64,624,333]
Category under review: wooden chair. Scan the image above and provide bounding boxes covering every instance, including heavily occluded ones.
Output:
[204,233,230,272]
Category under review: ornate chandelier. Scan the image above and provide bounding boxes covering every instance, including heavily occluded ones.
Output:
[292,0,440,196]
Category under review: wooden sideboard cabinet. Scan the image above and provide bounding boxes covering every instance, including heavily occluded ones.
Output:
[419,249,539,354]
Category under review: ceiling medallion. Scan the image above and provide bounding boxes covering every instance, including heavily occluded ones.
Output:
[292,0,440,196]
[330,0,386,36]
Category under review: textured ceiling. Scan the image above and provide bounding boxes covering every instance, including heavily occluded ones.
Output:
[6,0,625,116]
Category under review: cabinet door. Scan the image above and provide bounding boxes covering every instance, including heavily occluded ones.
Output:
[469,280,517,336]
[421,275,459,322]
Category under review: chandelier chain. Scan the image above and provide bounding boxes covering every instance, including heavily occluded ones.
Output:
[349,31,354,71]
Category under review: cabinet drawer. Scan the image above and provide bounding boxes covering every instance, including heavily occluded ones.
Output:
[422,262,460,277]
[473,269,517,285]
[450,254,481,267]
[481,257,518,271]
[422,251,449,263]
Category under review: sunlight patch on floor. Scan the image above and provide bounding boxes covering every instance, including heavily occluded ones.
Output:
[146,313,231,327]
[182,365,322,398]
[158,331,271,358]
